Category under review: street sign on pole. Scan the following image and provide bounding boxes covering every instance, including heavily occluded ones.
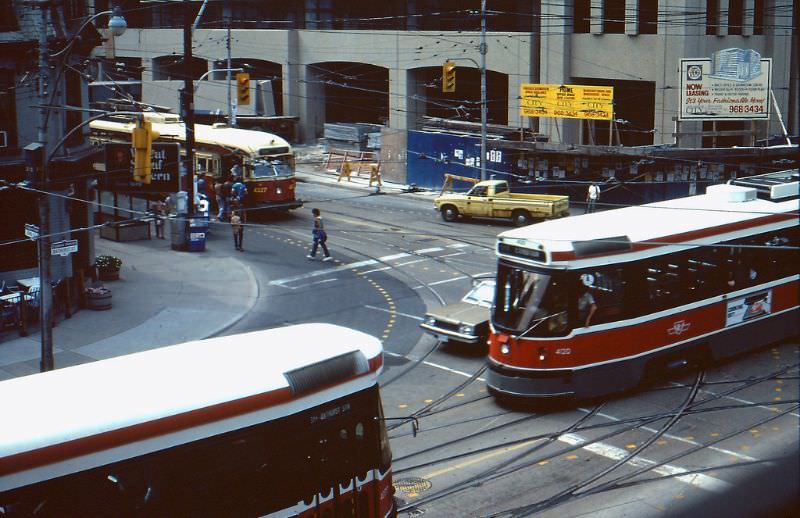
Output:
[50,239,78,257]
[24,223,40,240]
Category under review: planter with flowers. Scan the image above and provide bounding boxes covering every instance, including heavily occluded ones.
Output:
[95,255,122,281]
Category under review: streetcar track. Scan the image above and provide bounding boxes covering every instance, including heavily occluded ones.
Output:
[395,362,798,515]
[393,360,799,485]
[498,371,707,516]
[247,189,796,516]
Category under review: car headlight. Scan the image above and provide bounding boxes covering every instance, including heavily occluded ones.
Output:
[458,324,474,335]
[425,316,437,326]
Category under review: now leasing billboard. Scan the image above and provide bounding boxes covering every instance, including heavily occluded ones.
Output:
[520,84,614,121]
[679,48,772,120]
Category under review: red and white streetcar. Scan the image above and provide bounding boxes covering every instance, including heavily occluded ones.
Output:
[0,324,395,517]
[90,112,303,213]
[487,170,799,400]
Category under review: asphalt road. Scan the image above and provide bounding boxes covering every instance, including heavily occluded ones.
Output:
[222,180,799,517]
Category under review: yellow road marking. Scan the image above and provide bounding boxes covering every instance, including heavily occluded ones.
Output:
[424,439,545,479]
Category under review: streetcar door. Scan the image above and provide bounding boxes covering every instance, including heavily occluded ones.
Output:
[334,424,359,516]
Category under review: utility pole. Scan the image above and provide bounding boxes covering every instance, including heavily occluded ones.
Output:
[479,0,487,181]
[37,0,54,372]
[181,0,195,217]
[226,5,235,127]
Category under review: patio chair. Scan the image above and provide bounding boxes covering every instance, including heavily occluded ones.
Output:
[1,299,20,330]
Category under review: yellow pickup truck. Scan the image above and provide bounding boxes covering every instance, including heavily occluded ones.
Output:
[434,179,570,226]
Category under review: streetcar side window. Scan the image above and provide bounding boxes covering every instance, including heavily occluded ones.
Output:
[758,227,800,280]
[573,267,626,326]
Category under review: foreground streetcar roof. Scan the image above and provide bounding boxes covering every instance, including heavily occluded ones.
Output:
[498,176,798,265]
[0,324,382,481]
[90,113,291,155]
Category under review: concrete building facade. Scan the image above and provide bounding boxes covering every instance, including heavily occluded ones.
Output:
[100,1,797,147]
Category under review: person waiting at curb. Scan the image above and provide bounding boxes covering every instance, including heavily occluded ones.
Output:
[231,210,244,252]
[307,208,332,261]
[585,183,600,214]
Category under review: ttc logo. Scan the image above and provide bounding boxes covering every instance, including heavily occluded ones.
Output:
[667,320,691,336]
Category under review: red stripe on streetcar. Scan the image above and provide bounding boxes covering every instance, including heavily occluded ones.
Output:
[489,280,799,370]
[0,387,293,479]
[550,212,797,262]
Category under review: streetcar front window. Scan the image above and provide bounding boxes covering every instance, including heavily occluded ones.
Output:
[493,263,568,337]
[252,157,292,178]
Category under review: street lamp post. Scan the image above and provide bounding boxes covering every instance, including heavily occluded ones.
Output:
[479,0,487,181]
[34,2,126,372]
[451,4,488,181]
[181,0,195,218]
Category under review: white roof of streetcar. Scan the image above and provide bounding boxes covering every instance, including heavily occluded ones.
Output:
[0,324,382,490]
[498,171,799,265]
[90,112,291,156]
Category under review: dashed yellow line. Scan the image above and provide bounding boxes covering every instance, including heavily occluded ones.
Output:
[423,439,545,479]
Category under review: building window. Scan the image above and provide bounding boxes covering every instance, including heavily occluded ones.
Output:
[0,0,18,31]
[574,0,590,33]
[753,0,765,35]
[152,56,207,81]
[0,69,18,150]
[638,0,658,34]
[706,0,719,35]
[603,0,626,34]
[728,0,743,35]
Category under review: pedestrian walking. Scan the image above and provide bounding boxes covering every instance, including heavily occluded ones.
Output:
[153,197,166,239]
[214,178,225,221]
[585,183,600,214]
[231,210,244,251]
[231,176,248,209]
[222,177,234,221]
[307,208,332,261]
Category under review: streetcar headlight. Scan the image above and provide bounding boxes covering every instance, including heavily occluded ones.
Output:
[500,344,511,355]
[459,324,474,335]
[538,347,548,362]
[425,316,436,326]
[276,187,283,194]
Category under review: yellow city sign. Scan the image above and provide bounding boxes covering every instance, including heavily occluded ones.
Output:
[520,83,614,120]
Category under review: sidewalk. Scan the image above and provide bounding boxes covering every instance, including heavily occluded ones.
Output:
[0,228,258,381]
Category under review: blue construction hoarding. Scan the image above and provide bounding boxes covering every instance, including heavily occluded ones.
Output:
[404,129,757,205]
[406,131,512,191]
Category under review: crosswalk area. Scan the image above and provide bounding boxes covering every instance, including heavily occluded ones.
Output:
[268,242,492,291]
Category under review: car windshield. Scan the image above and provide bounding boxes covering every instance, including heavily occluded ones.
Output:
[252,158,292,178]
[462,281,495,307]
[492,262,568,337]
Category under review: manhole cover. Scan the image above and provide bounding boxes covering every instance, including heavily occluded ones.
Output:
[393,477,433,494]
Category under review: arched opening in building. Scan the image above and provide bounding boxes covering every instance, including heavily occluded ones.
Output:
[311,63,389,125]
[422,67,508,125]
[573,77,656,146]
[151,55,207,81]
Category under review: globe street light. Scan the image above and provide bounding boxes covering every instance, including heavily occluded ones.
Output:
[107,7,128,37]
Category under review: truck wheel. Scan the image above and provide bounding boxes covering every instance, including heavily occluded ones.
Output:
[512,210,532,227]
[442,205,459,222]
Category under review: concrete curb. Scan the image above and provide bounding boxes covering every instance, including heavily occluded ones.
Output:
[205,258,260,338]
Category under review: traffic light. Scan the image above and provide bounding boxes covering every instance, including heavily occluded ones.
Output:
[442,61,456,93]
[132,119,157,183]
[236,72,251,105]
